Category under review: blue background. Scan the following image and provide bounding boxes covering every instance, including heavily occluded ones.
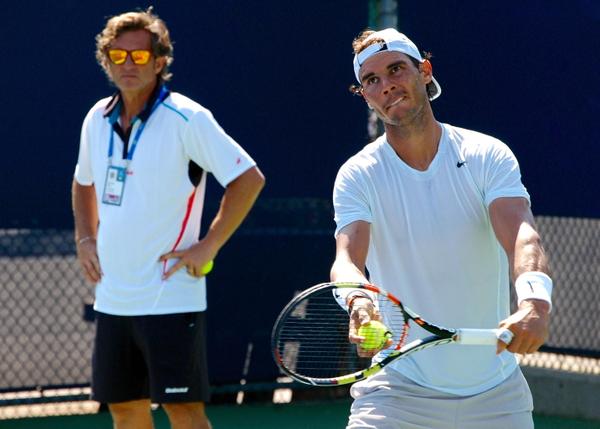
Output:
[1,1,598,227]
[0,1,598,385]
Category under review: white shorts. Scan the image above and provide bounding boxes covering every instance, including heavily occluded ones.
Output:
[347,367,534,429]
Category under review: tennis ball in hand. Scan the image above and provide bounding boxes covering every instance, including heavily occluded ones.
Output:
[201,260,214,275]
[358,321,391,350]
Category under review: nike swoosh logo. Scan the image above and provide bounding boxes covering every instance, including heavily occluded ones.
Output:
[527,281,535,292]
[456,161,467,168]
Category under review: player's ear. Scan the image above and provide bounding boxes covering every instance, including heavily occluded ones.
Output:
[420,60,433,84]
[349,84,364,98]
[349,84,371,108]
[154,56,167,75]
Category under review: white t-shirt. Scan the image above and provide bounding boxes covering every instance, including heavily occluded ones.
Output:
[75,88,256,316]
[333,123,530,395]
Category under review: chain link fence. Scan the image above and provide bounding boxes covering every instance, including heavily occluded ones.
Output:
[0,201,599,419]
[534,217,600,354]
[0,230,94,390]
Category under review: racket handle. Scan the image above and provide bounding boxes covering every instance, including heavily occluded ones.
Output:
[454,328,513,345]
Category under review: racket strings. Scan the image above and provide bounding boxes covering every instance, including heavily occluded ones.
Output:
[275,287,408,379]
[373,295,410,352]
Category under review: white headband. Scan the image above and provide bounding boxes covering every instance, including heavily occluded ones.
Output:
[352,28,442,101]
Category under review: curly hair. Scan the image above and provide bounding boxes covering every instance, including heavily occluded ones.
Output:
[95,7,174,82]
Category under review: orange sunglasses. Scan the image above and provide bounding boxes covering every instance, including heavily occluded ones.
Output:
[107,49,152,65]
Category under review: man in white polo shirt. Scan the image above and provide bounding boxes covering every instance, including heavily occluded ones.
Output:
[331,28,553,428]
[72,8,264,429]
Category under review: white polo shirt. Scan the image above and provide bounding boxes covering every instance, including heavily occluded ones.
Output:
[75,86,256,316]
[333,123,530,395]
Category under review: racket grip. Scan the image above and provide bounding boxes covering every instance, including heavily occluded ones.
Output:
[454,328,513,345]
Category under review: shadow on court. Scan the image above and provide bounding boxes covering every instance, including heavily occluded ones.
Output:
[0,400,599,429]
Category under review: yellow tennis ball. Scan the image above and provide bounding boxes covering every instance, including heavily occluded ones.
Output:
[201,260,214,275]
[358,321,391,350]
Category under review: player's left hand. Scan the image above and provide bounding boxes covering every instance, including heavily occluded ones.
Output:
[159,241,216,280]
[496,299,550,355]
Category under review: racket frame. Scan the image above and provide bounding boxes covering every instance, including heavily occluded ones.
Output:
[272,282,507,386]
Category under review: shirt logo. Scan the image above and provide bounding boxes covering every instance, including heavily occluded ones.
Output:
[456,161,467,168]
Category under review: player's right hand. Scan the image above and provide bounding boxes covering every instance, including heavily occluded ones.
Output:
[76,238,102,283]
[348,297,392,357]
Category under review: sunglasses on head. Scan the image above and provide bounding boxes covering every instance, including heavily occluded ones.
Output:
[107,49,152,65]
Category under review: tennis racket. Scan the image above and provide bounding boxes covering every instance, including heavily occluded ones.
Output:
[271,282,513,386]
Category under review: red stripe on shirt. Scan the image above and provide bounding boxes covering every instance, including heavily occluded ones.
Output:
[162,190,197,275]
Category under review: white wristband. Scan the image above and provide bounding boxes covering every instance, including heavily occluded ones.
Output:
[514,271,553,311]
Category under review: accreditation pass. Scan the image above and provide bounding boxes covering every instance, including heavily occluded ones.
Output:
[102,165,127,206]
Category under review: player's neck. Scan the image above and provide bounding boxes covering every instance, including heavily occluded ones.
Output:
[384,114,442,171]
[119,82,157,129]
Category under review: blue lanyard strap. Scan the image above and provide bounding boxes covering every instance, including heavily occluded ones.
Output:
[107,85,168,163]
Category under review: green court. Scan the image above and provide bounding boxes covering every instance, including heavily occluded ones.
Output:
[1,400,598,429]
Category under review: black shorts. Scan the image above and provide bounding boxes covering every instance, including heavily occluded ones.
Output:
[92,311,210,404]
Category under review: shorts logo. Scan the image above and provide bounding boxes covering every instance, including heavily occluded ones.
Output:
[165,387,189,394]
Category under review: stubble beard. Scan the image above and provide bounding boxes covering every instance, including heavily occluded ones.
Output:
[379,99,429,138]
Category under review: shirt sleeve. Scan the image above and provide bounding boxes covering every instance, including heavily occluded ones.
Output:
[182,108,256,187]
[73,108,96,186]
[483,141,530,207]
[333,161,372,237]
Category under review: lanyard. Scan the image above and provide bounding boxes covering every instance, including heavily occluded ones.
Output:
[107,85,168,166]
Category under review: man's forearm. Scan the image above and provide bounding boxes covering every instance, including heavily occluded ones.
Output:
[202,166,265,253]
[512,221,550,278]
[72,180,99,241]
[330,259,368,283]
[330,221,371,283]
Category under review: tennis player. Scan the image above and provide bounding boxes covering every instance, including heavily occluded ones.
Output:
[72,8,264,429]
[331,28,552,429]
